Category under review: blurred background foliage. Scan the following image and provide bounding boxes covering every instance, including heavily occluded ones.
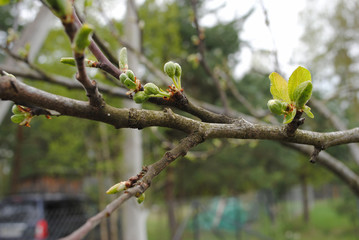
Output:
[0,0,359,239]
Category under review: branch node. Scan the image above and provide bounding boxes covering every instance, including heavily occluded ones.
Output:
[285,111,304,137]
[309,146,323,164]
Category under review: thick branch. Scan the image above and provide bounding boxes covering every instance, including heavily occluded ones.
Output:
[285,143,359,196]
[1,76,358,149]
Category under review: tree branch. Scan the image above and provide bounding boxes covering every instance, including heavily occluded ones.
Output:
[60,133,204,240]
[1,76,358,149]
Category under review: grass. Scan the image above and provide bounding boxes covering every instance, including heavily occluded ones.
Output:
[146,199,359,240]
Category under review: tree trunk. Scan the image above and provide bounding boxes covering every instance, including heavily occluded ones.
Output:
[121,1,147,240]
[300,175,310,223]
[165,166,176,238]
[10,126,23,194]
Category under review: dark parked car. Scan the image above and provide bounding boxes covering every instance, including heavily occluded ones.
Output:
[0,193,87,240]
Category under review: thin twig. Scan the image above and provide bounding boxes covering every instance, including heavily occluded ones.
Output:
[190,0,230,114]
[60,133,204,240]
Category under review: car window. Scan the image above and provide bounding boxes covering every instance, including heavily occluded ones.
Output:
[0,201,38,222]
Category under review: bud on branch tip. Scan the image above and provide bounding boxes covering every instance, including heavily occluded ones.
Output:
[73,24,93,54]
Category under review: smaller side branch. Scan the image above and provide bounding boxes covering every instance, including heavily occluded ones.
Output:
[74,52,104,107]
[60,133,204,240]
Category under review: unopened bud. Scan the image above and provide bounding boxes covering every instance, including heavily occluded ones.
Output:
[60,57,76,66]
[124,78,137,89]
[137,193,145,204]
[267,99,288,115]
[119,73,128,84]
[126,70,135,82]
[119,47,128,72]
[174,63,181,78]
[164,61,176,78]
[46,0,72,20]
[11,105,22,115]
[144,83,160,95]
[11,114,25,124]
[106,181,127,194]
[133,91,149,104]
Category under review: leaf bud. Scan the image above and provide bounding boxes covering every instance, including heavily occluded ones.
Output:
[174,63,182,78]
[126,70,135,82]
[119,73,128,84]
[137,193,145,204]
[133,91,149,104]
[60,57,76,66]
[267,99,288,115]
[73,24,93,53]
[124,78,137,89]
[293,81,312,109]
[11,105,22,115]
[11,114,25,124]
[119,47,128,72]
[46,0,72,21]
[164,61,176,78]
[106,181,127,194]
[144,83,160,95]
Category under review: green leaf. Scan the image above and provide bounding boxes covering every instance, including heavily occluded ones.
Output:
[119,47,128,72]
[11,114,25,124]
[288,66,311,101]
[303,105,314,118]
[73,24,93,53]
[283,108,296,124]
[269,72,290,103]
[293,81,312,109]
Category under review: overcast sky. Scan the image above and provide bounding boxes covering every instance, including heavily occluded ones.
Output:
[201,0,306,79]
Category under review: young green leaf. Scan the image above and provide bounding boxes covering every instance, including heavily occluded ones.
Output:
[303,105,314,118]
[288,66,311,101]
[283,109,297,124]
[119,47,128,72]
[269,72,290,103]
[293,80,312,109]
[73,24,93,53]
[124,78,137,89]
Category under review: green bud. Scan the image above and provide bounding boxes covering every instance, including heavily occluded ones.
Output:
[133,91,149,104]
[60,57,76,66]
[267,99,288,115]
[137,193,145,204]
[45,0,72,20]
[124,78,137,89]
[126,70,135,82]
[174,63,182,78]
[11,114,25,124]
[11,105,22,115]
[164,61,176,78]
[144,83,160,95]
[73,24,93,53]
[119,47,128,72]
[293,81,312,109]
[106,181,127,194]
[119,73,128,84]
